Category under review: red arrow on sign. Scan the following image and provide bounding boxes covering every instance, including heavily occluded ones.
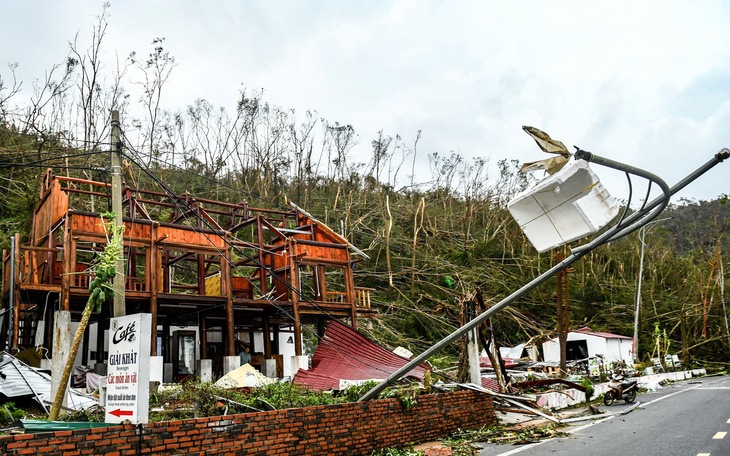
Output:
[109,409,134,418]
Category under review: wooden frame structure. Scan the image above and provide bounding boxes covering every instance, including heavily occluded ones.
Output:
[1,169,376,376]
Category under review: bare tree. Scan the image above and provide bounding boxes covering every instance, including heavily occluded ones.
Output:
[132,37,177,161]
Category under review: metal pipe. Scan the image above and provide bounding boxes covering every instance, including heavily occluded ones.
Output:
[7,235,16,349]
[358,150,728,402]
[571,149,671,252]
[594,149,728,246]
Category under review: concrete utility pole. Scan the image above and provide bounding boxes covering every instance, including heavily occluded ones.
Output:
[465,301,481,385]
[633,217,670,365]
[111,110,125,317]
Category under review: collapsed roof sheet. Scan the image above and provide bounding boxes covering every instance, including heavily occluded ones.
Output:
[293,320,428,390]
[0,353,98,412]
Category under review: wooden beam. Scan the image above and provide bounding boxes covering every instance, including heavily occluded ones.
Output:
[228,216,258,233]
[259,218,288,242]
[150,224,159,356]
[290,256,302,356]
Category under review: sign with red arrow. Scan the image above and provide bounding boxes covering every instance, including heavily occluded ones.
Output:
[105,313,152,424]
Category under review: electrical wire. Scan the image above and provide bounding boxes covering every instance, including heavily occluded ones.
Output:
[0,128,113,147]
[0,150,108,168]
[124,145,500,283]
[119,144,277,207]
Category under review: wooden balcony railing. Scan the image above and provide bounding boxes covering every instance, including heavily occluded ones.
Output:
[324,291,347,303]
[355,287,375,308]
[73,272,146,292]
[323,288,374,308]
[19,246,58,286]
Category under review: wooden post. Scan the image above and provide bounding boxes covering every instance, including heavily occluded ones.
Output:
[272,324,280,355]
[150,224,159,356]
[60,217,72,311]
[222,242,235,356]
[317,317,326,339]
[290,255,303,356]
[556,249,570,375]
[163,250,170,293]
[200,316,208,359]
[197,253,205,295]
[263,314,272,359]
[162,322,170,362]
[256,216,267,295]
[345,262,357,330]
[248,330,255,352]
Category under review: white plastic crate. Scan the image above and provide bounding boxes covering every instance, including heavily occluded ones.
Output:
[507,159,619,252]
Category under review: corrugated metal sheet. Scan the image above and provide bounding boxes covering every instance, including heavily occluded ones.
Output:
[0,353,98,411]
[481,377,501,393]
[293,320,428,390]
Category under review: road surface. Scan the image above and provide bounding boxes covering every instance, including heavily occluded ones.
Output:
[477,374,730,456]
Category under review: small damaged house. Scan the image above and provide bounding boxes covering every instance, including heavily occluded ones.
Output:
[1,169,377,381]
[541,327,633,365]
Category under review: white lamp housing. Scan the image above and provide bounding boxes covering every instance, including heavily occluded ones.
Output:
[507,159,619,252]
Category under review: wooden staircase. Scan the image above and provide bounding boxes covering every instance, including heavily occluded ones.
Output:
[16,301,40,348]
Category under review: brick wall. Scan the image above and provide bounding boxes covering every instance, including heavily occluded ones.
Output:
[0,390,495,456]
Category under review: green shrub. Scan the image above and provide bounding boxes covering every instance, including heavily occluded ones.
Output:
[580,377,595,401]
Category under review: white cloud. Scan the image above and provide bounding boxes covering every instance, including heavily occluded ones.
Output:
[2,0,730,199]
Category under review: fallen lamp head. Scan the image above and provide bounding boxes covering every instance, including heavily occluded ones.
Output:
[508,158,619,253]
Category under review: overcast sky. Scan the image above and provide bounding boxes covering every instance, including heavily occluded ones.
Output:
[2,0,730,202]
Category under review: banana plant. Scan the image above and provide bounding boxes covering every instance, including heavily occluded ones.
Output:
[48,212,123,420]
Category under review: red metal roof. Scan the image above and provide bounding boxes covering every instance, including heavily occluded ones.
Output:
[293,320,428,390]
[480,377,501,393]
[478,356,519,369]
[573,327,632,340]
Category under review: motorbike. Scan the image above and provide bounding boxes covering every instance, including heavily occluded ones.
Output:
[603,375,638,405]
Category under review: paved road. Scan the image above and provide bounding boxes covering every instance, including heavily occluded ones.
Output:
[477,375,730,456]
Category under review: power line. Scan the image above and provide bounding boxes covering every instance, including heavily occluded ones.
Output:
[126,146,499,285]
[0,151,108,169]
[120,146,281,208]
[0,128,114,147]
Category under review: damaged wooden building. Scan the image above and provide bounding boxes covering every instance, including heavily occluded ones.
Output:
[1,169,376,380]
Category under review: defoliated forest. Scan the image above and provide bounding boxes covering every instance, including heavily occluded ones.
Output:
[1,8,728,369]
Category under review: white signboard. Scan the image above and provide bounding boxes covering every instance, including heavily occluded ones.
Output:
[105,313,151,424]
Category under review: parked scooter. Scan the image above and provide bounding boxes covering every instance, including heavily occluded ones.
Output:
[603,374,638,405]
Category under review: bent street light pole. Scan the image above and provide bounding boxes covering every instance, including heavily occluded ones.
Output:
[359,148,730,402]
[633,217,671,365]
